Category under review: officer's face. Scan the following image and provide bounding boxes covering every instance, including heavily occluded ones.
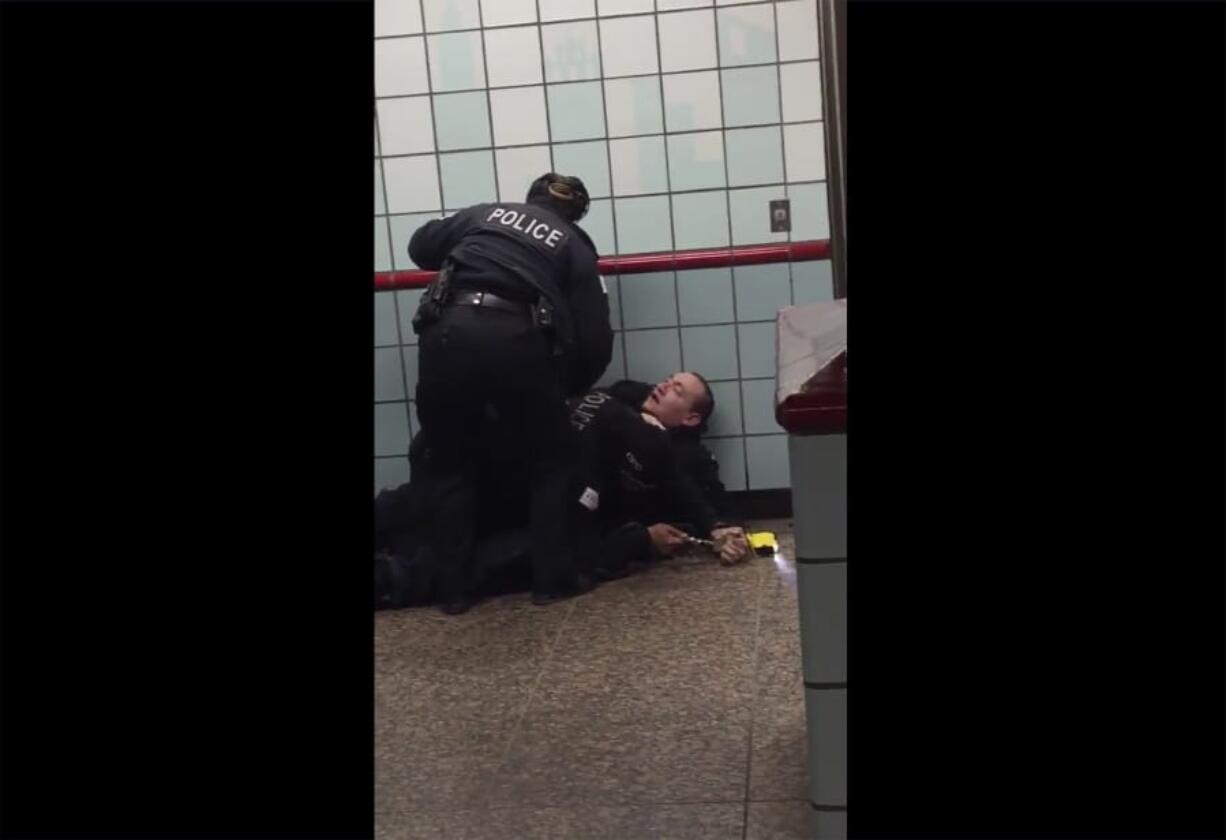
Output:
[644,372,705,429]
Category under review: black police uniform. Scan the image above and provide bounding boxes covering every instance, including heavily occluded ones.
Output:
[566,386,727,578]
[602,379,731,527]
[408,192,613,609]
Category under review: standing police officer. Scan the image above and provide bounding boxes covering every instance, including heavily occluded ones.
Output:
[407,173,613,613]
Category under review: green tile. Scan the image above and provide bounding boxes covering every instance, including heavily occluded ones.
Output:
[736,321,776,378]
[734,264,791,322]
[721,65,780,127]
[791,260,835,303]
[704,379,743,437]
[787,182,830,240]
[614,195,673,254]
[375,347,406,401]
[671,190,730,250]
[439,150,497,208]
[547,81,606,141]
[704,436,746,491]
[717,3,777,67]
[677,267,734,325]
[553,140,610,197]
[620,271,678,329]
[624,328,682,383]
[681,324,739,381]
[667,131,726,192]
[433,91,491,150]
[746,434,790,489]
[725,126,784,187]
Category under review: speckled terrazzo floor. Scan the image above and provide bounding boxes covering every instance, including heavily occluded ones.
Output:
[375,519,812,840]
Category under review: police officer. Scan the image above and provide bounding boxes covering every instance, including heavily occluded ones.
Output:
[407,173,613,613]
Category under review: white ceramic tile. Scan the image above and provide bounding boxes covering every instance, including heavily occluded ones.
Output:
[717,2,777,67]
[376,0,424,36]
[548,81,607,140]
[624,328,683,383]
[609,136,668,196]
[376,97,435,155]
[383,155,442,213]
[422,0,480,32]
[542,20,601,82]
[426,30,485,92]
[489,86,550,145]
[658,9,717,72]
[597,0,652,14]
[375,219,393,272]
[671,189,729,249]
[784,121,826,181]
[598,15,659,77]
[480,0,537,26]
[780,60,823,122]
[614,195,673,253]
[539,0,595,21]
[496,145,552,201]
[662,70,723,132]
[777,0,820,61]
[658,0,711,8]
[785,181,829,239]
[376,37,429,97]
[483,26,543,88]
[666,131,726,191]
[604,76,664,137]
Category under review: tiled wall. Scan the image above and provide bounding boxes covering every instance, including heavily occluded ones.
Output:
[375,0,834,494]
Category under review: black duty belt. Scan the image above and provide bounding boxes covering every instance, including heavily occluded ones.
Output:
[448,290,532,316]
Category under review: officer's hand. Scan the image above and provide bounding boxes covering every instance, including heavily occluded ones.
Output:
[712,527,750,565]
[640,412,665,430]
[647,523,688,556]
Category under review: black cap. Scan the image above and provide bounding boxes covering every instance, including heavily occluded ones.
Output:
[526,172,591,221]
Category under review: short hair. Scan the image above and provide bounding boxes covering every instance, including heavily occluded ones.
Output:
[689,371,715,431]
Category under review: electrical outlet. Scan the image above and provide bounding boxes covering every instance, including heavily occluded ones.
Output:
[769,199,791,233]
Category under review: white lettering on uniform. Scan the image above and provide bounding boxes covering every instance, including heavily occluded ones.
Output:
[545,229,563,248]
[487,208,505,222]
[531,223,547,240]
[513,214,530,232]
[501,211,519,226]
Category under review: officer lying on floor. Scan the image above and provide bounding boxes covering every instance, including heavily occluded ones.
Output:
[568,372,751,581]
[374,372,749,610]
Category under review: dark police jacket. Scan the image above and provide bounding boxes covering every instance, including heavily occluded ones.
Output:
[604,380,731,526]
[568,386,722,537]
[409,200,614,396]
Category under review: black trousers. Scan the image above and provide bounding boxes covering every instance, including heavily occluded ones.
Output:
[415,303,580,601]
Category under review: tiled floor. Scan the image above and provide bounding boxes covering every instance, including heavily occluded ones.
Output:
[375,519,813,840]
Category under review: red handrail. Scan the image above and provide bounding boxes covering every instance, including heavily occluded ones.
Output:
[374,239,830,291]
